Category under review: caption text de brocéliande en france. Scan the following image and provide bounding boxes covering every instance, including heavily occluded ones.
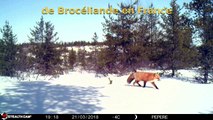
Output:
[42,6,172,15]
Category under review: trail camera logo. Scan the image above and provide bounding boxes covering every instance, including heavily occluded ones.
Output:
[1,113,7,120]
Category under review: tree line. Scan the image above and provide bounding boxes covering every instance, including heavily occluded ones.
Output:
[0,0,212,83]
[97,0,212,83]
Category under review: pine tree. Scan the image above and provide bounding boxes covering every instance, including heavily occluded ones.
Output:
[146,4,159,46]
[16,44,32,72]
[159,0,181,76]
[136,3,161,67]
[68,48,76,70]
[101,1,139,73]
[0,21,17,76]
[187,0,213,83]
[92,32,98,46]
[29,17,63,75]
[91,32,99,70]
[133,13,149,65]
[77,48,86,70]
[0,35,4,74]
[159,0,197,77]
[178,14,198,69]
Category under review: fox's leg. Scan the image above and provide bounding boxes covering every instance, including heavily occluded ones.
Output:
[133,80,141,87]
[143,81,147,88]
[136,81,141,87]
[151,82,159,89]
[137,82,142,87]
[133,81,136,86]
[133,81,140,86]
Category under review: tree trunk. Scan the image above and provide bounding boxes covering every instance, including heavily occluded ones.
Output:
[171,69,175,77]
[203,69,208,84]
[171,60,176,77]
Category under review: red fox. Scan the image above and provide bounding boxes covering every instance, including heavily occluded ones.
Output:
[127,71,160,89]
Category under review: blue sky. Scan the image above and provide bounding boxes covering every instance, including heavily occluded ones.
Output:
[0,0,191,43]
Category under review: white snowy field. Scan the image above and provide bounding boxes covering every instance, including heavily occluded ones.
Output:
[0,70,213,114]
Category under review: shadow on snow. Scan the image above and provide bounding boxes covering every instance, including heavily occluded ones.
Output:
[0,81,103,114]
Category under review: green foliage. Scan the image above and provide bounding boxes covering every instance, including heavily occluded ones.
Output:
[100,2,139,74]
[97,48,118,74]
[2,1,211,81]
[29,16,63,75]
[198,41,213,83]
[143,4,160,63]
[68,48,77,70]
[77,48,86,70]
[0,21,17,76]
[187,0,213,83]
[159,0,198,77]
[98,1,200,75]
[92,32,98,46]
[16,44,32,72]
[90,32,99,71]
[135,3,160,67]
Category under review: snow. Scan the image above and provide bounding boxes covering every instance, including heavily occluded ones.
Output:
[0,70,213,114]
[67,46,99,53]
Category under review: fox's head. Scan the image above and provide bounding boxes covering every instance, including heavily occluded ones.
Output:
[155,73,160,81]
[127,72,135,84]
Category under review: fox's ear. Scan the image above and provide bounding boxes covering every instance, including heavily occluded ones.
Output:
[155,73,160,77]
[156,72,161,76]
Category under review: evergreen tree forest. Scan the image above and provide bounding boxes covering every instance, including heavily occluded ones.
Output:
[0,0,212,83]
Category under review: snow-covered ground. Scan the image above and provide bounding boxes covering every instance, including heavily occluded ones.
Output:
[0,70,213,114]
